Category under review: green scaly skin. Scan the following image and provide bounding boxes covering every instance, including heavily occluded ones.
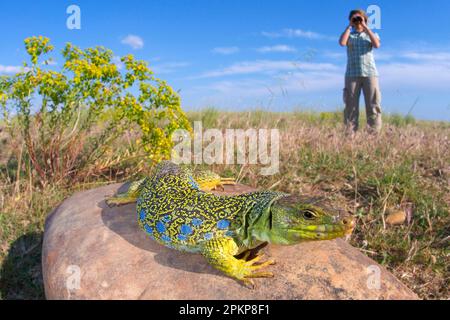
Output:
[106,161,355,287]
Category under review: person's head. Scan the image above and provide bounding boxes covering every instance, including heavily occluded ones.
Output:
[349,9,368,27]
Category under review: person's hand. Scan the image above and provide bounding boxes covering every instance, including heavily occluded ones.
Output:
[349,18,355,27]
[351,15,363,26]
[360,18,369,31]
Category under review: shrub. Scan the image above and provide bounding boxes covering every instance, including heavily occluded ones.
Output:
[0,36,191,185]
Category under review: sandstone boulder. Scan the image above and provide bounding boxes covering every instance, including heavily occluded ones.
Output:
[42,183,418,299]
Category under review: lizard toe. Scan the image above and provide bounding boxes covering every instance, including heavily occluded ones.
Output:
[242,278,255,289]
[244,271,274,278]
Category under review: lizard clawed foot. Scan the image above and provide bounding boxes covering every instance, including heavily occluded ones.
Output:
[236,254,276,288]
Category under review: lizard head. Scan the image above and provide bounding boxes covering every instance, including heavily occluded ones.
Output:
[266,195,355,244]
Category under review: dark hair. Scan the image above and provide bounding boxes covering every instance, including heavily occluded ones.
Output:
[349,9,368,22]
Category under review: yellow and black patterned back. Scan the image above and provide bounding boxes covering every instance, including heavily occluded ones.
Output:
[136,161,284,252]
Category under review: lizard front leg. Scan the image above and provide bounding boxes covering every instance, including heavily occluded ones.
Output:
[193,167,234,192]
[106,178,146,206]
[201,237,275,288]
[196,173,236,192]
[215,177,236,191]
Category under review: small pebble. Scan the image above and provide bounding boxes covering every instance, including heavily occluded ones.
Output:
[386,210,406,225]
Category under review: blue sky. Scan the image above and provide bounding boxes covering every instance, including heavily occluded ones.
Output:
[1,0,450,121]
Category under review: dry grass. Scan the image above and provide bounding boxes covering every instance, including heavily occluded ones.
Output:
[189,109,450,299]
[0,109,449,299]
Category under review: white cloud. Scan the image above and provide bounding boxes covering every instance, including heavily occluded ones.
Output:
[262,29,333,40]
[212,47,240,55]
[110,56,184,73]
[321,51,346,60]
[202,71,343,96]
[256,45,297,53]
[322,50,394,61]
[42,59,58,66]
[373,52,394,61]
[323,48,450,64]
[199,79,268,96]
[400,51,450,62]
[0,65,30,74]
[187,48,450,110]
[314,49,450,91]
[112,56,124,70]
[370,49,450,89]
[121,34,144,50]
[152,62,190,74]
[194,60,339,78]
[186,48,450,113]
[186,69,345,110]
[379,62,450,90]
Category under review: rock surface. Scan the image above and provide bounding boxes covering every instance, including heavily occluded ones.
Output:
[42,183,419,300]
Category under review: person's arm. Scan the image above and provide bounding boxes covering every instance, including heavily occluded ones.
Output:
[361,21,381,48]
[339,24,352,46]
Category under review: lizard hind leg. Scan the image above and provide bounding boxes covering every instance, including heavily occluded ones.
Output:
[202,237,275,288]
[106,178,146,206]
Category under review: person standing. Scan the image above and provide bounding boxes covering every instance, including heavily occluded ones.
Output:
[339,9,382,133]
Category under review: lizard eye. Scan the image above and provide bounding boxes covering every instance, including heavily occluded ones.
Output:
[302,210,316,220]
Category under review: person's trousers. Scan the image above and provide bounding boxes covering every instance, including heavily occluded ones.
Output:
[343,76,382,132]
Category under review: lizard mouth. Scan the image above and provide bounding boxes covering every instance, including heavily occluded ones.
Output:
[288,217,355,240]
